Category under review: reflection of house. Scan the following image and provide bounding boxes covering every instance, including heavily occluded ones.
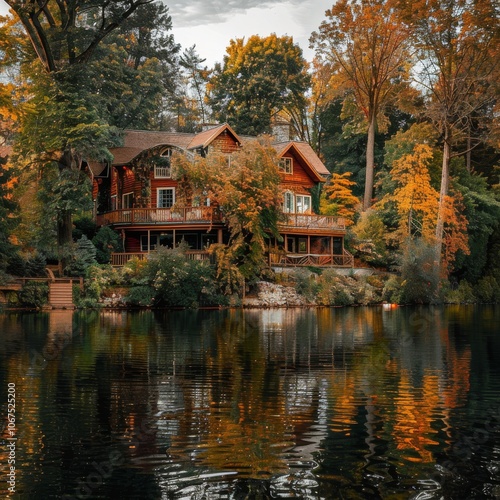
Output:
[93,124,353,267]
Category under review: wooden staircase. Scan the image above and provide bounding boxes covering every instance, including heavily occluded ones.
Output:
[48,281,75,309]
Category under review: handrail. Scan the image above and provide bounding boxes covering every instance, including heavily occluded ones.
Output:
[96,207,220,225]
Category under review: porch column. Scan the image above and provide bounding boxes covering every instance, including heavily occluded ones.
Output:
[307,235,310,254]
[218,228,223,244]
[147,229,151,254]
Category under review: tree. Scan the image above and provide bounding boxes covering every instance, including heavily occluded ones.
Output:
[179,45,211,128]
[3,0,178,266]
[207,34,310,136]
[310,0,413,210]
[173,138,283,289]
[320,172,359,225]
[397,0,500,272]
[0,154,18,273]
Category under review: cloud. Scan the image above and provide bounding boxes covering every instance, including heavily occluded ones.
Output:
[165,0,304,27]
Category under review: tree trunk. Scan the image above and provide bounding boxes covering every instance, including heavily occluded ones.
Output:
[435,130,451,275]
[363,113,376,211]
[57,209,73,273]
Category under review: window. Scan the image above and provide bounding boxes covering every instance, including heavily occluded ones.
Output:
[122,192,134,209]
[157,188,175,208]
[295,195,311,214]
[111,195,117,211]
[279,157,293,174]
[283,191,294,213]
[298,238,307,253]
[154,149,172,178]
[141,235,158,252]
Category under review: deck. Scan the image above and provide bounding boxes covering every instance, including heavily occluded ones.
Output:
[96,208,345,231]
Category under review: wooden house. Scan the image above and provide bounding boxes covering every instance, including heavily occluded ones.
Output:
[92,124,353,267]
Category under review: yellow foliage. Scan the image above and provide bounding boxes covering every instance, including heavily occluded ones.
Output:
[320,172,359,225]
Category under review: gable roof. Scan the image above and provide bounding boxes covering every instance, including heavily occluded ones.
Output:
[187,123,241,150]
[275,141,330,181]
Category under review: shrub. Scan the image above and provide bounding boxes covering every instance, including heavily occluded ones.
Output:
[474,276,500,303]
[292,268,319,301]
[316,270,354,306]
[144,247,221,307]
[398,239,440,304]
[445,280,476,304]
[19,281,49,308]
[126,285,156,307]
[92,226,123,264]
[65,236,97,277]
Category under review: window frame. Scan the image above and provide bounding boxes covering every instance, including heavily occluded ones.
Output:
[157,187,175,208]
[279,157,293,174]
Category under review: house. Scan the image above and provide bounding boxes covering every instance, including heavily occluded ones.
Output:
[92,124,353,268]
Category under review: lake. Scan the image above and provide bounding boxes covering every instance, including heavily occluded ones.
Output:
[1,306,500,499]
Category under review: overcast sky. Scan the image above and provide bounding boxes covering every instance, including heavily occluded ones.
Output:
[0,0,329,66]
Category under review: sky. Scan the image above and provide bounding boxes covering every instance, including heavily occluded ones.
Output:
[0,0,329,66]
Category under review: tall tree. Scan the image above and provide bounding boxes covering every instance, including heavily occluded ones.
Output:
[3,0,177,265]
[179,45,211,128]
[207,34,310,136]
[310,0,413,210]
[397,0,500,272]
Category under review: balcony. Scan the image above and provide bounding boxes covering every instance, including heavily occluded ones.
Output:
[96,207,222,226]
[270,249,354,268]
[279,213,346,231]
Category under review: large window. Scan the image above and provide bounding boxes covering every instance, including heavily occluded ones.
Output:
[157,188,175,208]
[295,195,311,214]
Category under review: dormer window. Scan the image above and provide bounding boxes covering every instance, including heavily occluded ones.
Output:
[154,148,172,178]
[279,157,293,174]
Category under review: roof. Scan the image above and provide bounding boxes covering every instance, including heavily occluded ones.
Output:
[187,123,241,150]
[274,141,330,180]
[110,130,195,165]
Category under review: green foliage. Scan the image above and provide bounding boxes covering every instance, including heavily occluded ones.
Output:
[73,216,97,241]
[142,247,221,308]
[208,34,310,135]
[293,269,320,301]
[315,270,355,306]
[474,276,500,304]
[398,239,440,304]
[92,226,123,264]
[65,236,97,277]
[19,281,48,309]
[445,280,476,305]
[126,286,156,307]
[6,252,46,277]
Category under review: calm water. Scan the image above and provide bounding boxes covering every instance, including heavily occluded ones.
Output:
[1,306,500,499]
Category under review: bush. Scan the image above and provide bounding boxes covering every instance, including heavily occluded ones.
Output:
[66,236,97,277]
[126,285,156,307]
[445,280,476,304]
[6,252,46,278]
[474,276,500,303]
[316,270,354,306]
[92,226,123,264]
[293,268,319,301]
[19,281,49,308]
[398,239,440,304]
[144,247,222,307]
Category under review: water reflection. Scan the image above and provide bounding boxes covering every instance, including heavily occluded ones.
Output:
[0,306,499,498]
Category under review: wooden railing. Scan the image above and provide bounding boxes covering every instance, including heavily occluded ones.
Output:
[279,213,346,230]
[96,207,221,226]
[270,249,354,268]
[110,250,212,266]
